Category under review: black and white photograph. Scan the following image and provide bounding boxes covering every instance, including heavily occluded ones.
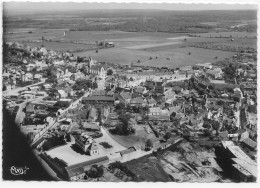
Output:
[1,0,258,183]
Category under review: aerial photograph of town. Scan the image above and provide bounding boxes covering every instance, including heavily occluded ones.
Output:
[1,1,258,183]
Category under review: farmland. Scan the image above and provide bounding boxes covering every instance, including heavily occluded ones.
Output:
[3,8,257,69]
[75,46,236,68]
[4,29,256,68]
[4,28,67,42]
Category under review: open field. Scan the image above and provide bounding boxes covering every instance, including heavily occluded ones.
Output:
[75,46,235,68]
[24,42,96,52]
[184,37,257,49]
[5,29,255,68]
[193,31,256,38]
[4,28,67,42]
[139,47,235,68]
[74,47,155,65]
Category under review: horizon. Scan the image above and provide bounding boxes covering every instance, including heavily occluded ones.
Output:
[4,2,258,15]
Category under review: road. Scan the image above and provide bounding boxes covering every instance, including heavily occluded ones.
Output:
[3,81,45,97]
[30,91,90,147]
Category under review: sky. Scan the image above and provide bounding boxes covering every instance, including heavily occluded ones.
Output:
[3,2,258,14]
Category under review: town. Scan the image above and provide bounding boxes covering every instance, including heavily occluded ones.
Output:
[2,39,257,182]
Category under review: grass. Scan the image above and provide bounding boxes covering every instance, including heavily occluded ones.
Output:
[74,47,155,65]
[107,125,158,149]
[136,47,235,68]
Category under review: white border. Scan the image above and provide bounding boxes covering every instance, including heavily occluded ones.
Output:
[0,1,259,188]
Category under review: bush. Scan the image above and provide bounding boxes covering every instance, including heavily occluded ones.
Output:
[99,142,112,149]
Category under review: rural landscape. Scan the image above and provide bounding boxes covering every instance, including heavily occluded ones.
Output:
[2,2,257,183]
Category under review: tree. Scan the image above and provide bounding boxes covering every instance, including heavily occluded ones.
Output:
[87,165,104,178]
[145,139,153,151]
[164,132,172,141]
[107,69,113,75]
[2,84,7,91]
[92,82,98,89]
[96,108,102,125]
[66,133,71,142]
[113,113,135,135]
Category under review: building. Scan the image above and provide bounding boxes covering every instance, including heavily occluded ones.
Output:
[148,107,170,121]
[74,134,100,156]
[63,156,109,181]
[82,96,115,104]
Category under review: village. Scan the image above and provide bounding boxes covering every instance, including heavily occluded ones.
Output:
[2,41,257,182]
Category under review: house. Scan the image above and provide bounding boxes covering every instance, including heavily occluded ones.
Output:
[88,108,97,122]
[26,63,36,71]
[130,98,146,107]
[43,84,52,90]
[172,86,183,93]
[35,61,48,71]
[164,88,175,100]
[82,96,115,104]
[26,102,35,113]
[74,134,99,156]
[118,92,132,105]
[147,97,157,107]
[219,131,229,141]
[83,122,100,131]
[22,73,33,82]
[144,80,156,90]
[71,71,85,81]
[148,107,170,121]
[58,90,67,98]
[134,86,147,94]
[34,74,43,81]
[237,129,249,141]
[206,69,223,79]
[64,156,109,180]
[241,138,257,151]
[64,166,85,181]
[154,84,165,94]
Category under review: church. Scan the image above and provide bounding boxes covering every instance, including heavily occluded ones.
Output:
[85,57,107,80]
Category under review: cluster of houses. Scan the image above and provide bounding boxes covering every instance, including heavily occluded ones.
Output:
[3,42,257,182]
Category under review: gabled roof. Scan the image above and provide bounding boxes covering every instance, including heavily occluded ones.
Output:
[148,98,157,104]
[90,65,105,72]
[120,92,132,100]
[65,166,85,178]
[134,86,146,94]
[242,138,257,149]
[131,98,145,104]
[82,96,115,101]
[149,107,162,113]
[65,156,109,177]
[88,143,99,151]
[237,129,247,135]
[92,90,107,96]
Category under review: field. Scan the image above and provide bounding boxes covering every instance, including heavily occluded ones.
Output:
[192,31,257,38]
[4,28,67,42]
[74,46,235,68]
[4,29,256,68]
[24,42,96,52]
